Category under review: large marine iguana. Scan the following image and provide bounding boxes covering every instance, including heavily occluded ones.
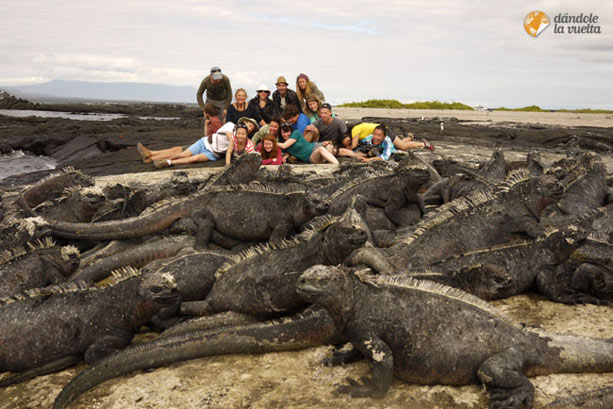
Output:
[326,163,430,227]
[171,208,369,317]
[350,169,564,273]
[0,266,177,381]
[0,237,80,297]
[52,306,343,409]
[45,184,323,245]
[401,225,593,302]
[296,265,613,409]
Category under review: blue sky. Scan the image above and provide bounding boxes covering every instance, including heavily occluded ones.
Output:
[0,0,611,108]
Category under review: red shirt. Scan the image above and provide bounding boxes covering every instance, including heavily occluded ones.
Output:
[206,117,222,137]
[256,144,283,165]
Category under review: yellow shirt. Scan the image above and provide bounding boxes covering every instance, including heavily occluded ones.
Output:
[351,123,379,141]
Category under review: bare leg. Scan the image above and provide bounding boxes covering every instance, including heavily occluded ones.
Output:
[338,148,366,158]
[153,152,211,169]
[170,153,210,165]
[310,146,339,164]
[149,147,183,161]
[394,138,427,151]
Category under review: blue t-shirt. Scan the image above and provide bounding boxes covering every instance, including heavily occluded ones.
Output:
[292,113,311,134]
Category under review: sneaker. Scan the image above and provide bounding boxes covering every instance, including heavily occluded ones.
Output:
[422,138,435,152]
[137,143,152,162]
[153,159,171,169]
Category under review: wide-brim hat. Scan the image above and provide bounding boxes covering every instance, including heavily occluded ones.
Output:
[276,76,288,85]
[238,117,260,131]
[256,84,270,93]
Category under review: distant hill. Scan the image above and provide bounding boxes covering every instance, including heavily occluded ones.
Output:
[1,79,197,104]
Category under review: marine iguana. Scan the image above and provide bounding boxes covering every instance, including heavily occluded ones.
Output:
[350,169,564,274]
[327,163,430,227]
[52,306,343,409]
[420,150,507,205]
[140,248,233,302]
[548,152,609,216]
[0,266,177,380]
[69,234,194,284]
[16,167,94,218]
[0,237,80,297]
[401,225,589,302]
[540,240,613,304]
[46,184,323,245]
[171,208,369,317]
[296,265,613,408]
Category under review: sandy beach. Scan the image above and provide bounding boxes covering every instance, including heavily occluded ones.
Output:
[334,107,613,128]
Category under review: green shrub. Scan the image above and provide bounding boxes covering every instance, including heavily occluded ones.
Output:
[338,99,473,110]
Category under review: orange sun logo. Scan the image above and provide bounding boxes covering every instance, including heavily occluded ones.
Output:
[524,11,550,37]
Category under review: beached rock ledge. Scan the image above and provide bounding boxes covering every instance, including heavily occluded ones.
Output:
[0,103,611,408]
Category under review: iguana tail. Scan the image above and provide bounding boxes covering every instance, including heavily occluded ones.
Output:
[48,199,193,241]
[541,333,613,374]
[53,307,341,409]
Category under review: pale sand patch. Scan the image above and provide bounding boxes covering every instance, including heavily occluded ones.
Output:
[334,107,613,128]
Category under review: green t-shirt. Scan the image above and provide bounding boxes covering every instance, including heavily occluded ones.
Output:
[284,130,314,163]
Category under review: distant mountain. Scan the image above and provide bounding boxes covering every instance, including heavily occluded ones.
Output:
[1,79,198,104]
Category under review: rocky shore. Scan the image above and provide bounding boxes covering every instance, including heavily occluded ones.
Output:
[0,97,611,408]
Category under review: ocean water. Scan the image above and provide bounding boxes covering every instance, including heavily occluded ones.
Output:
[0,109,178,121]
[0,150,57,181]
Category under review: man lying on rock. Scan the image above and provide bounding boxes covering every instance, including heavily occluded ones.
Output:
[337,123,435,161]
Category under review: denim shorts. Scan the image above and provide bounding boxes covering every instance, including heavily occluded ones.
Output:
[187,138,218,161]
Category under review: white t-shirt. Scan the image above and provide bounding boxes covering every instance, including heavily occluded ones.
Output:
[205,121,234,154]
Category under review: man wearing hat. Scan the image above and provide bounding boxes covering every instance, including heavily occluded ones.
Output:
[196,66,232,124]
[272,76,302,118]
[248,84,275,125]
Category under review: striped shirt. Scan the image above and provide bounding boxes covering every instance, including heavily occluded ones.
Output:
[361,134,396,160]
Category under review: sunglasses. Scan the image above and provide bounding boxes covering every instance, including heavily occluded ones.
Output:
[236,123,249,130]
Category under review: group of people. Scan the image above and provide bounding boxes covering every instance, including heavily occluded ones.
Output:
[137,66,435,168]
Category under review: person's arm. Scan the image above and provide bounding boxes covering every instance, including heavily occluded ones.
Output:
[296,114,309,133]
[273,148,283,165]
[277,138,297,150]
[379,138,393,161]
[223,76,232,109]
[360,156,383,163]
[312,82,325,102]
[225,132,234,165]
[196,77,209,110]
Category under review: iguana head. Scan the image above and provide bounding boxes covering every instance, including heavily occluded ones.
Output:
[322,209,369,264]
[519,174,564,218]
[138,271,179,306]
[297,265,352,326]
[287,193,328,226]
[59,245,81,277]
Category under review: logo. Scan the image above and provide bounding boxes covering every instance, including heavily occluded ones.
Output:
[524,11,550,37]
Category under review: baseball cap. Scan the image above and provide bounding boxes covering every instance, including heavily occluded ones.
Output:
[210,66,223,80]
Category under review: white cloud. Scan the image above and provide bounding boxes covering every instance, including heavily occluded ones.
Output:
[0,0,611,108]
